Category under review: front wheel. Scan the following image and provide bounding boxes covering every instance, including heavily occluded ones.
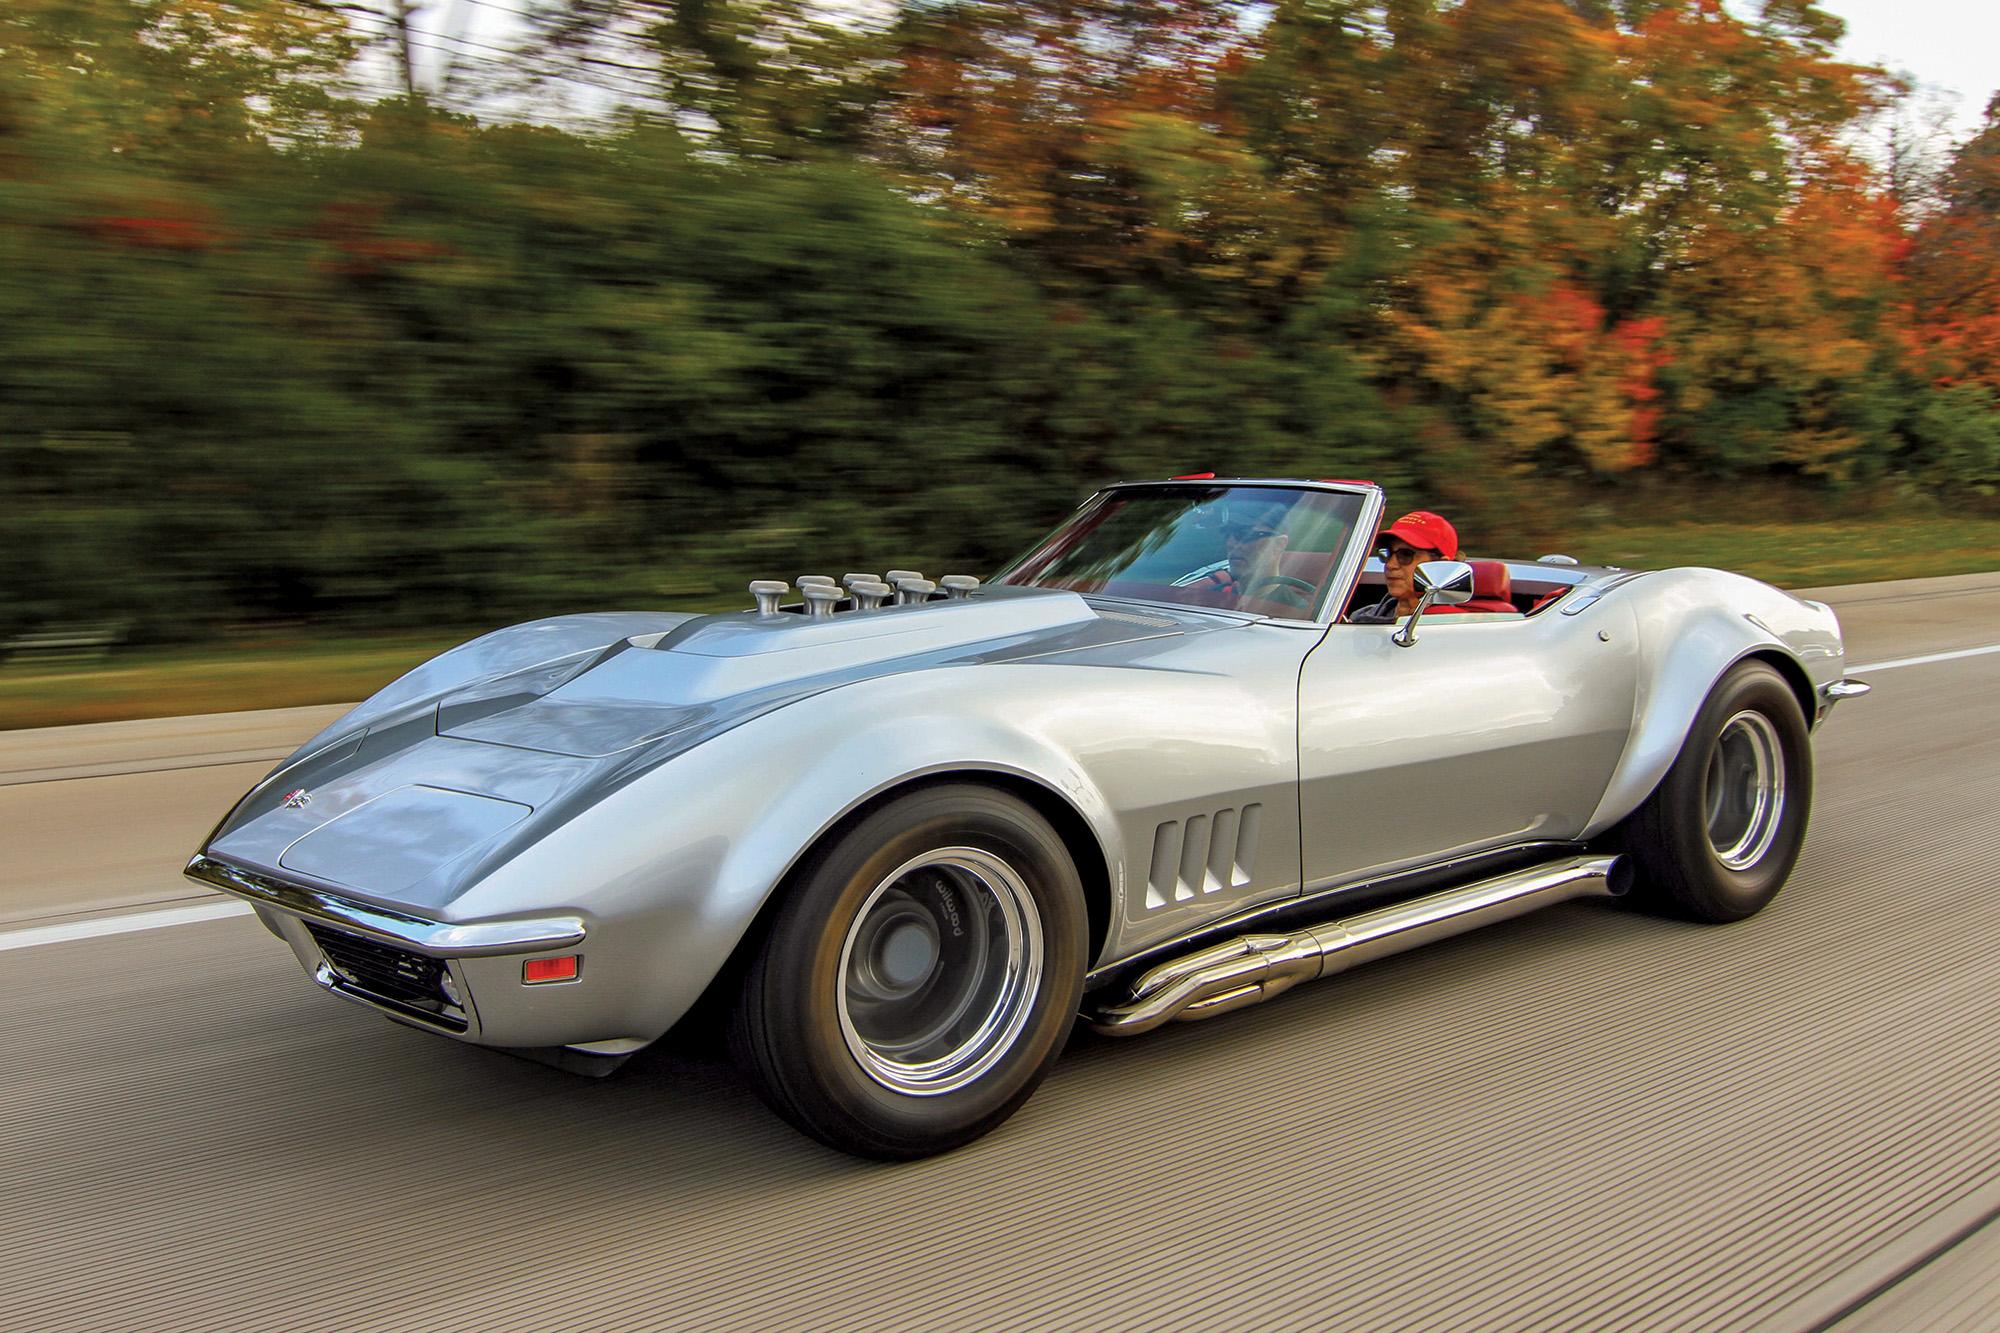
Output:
[731,785,1087,1159]
[1619,660,1813,923]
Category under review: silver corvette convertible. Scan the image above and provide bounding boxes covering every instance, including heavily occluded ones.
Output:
[188,478,1868,1157]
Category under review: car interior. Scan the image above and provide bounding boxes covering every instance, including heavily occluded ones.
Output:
[1336,557,1581,621]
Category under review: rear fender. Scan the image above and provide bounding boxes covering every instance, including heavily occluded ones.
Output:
[1581,570,1841,838]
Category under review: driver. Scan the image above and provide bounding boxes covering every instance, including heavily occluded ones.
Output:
[1191,500,1292,605]
[1347,510,1459,624]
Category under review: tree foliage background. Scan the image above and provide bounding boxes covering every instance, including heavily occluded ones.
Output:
[3,0,1998,642]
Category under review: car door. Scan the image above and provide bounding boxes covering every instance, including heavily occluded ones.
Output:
[1296,600,1641,891]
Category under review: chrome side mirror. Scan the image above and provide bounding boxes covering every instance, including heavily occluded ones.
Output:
[1393,560,1475,647]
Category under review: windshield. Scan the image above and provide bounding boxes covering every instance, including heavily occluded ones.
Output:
[995,484,1368,618]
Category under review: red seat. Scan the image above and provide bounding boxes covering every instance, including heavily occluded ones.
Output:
[1279,551,1336,587]
[1460,560,1520,615]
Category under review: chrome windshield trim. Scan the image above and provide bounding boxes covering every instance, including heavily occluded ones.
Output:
[1313,485,1386,624]
[184,853,584,957]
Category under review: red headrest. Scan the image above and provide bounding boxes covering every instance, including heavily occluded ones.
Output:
[1469,560,1511,602]
[1279,551,1336,586]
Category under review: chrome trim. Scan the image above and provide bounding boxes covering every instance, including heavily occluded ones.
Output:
[1561,570,1651,616]
[313,962,470,1033]
[834,847,1044,1097]
[1823,679,1871,700]
[802,584,843,619]
[1393,560,1475,647]
[1705,711,1785,871]
[185,853,585,957]
[1094,841,1586,985]
[1314,485,1387,625]
[1087,854,1625,1035]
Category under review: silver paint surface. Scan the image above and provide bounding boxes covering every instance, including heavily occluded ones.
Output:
[189,480,1850,1055]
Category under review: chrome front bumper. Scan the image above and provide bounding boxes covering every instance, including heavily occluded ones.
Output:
[184,854,585,957]
[185,854,625,1048]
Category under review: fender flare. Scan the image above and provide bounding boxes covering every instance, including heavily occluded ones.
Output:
[1581,571,1831,838]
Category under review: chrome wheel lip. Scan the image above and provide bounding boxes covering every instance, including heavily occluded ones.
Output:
[836,847,1044,1098]
[1705,710,1786,871]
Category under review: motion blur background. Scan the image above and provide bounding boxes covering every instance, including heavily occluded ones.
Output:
[3,0,1998,722]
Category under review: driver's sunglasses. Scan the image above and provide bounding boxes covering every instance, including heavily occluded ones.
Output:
[1225,524,1280,544]
[1379,544,1434,566]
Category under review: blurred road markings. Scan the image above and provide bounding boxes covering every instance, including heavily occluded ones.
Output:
[0,748,294,788]
[0,899,252,952]
[1849,643,2000,674]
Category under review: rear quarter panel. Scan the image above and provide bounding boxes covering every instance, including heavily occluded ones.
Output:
[1581,568,1844,836]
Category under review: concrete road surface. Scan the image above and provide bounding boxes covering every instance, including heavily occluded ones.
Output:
[2,575,1998,1330]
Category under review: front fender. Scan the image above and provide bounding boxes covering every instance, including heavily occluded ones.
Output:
[1581,569,1843,838]
[448,666,1126,1045]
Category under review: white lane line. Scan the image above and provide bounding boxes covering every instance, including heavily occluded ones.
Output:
[7,636,1991,953]
[1849,643,2000,674]
[0,899,253,952]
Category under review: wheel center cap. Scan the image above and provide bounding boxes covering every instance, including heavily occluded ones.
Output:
[879,920,940,989]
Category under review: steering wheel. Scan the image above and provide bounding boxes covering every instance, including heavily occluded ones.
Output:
[1244,574,1317,608]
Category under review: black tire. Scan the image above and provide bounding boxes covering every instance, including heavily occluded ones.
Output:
[730,784,1088,1159]
[1620,660,1812,923]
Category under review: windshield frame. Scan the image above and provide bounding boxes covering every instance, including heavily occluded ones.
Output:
[994,479,1385,626]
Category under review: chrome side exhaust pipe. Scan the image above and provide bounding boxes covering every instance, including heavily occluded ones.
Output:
[1087,855,1627,1035]
[941,575,981,600]
[749,580,789,615]
[894,577,937,606]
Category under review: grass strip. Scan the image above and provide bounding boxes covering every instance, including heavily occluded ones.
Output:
[6,517,1996,732]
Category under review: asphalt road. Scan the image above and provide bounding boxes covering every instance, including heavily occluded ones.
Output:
[3,574,1998,1330]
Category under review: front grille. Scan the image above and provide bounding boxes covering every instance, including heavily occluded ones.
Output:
[308,924,456,1018]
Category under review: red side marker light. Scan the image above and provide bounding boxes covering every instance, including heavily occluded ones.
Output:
[523,955,580,985]
[1171,471,1216,480]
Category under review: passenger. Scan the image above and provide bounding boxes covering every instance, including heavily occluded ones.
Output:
[1348,510,1458,624]
[1192,500,1291,605]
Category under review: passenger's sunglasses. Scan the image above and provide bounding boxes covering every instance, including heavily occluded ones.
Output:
[1379,544,1435,566]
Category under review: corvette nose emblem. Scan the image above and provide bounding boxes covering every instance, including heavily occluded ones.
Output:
[283,788,312,809]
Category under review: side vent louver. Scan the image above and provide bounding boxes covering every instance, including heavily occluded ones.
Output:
[1146,804,1261,910]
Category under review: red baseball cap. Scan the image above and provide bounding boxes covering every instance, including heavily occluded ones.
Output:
[1380,511,1458,561]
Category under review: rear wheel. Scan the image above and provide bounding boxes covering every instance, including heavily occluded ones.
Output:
[731,785,1087,1159]
[1620,661,1812,923]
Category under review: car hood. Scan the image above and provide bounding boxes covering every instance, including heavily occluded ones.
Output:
[432,586,1204,758]
[203,588,1225,911]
